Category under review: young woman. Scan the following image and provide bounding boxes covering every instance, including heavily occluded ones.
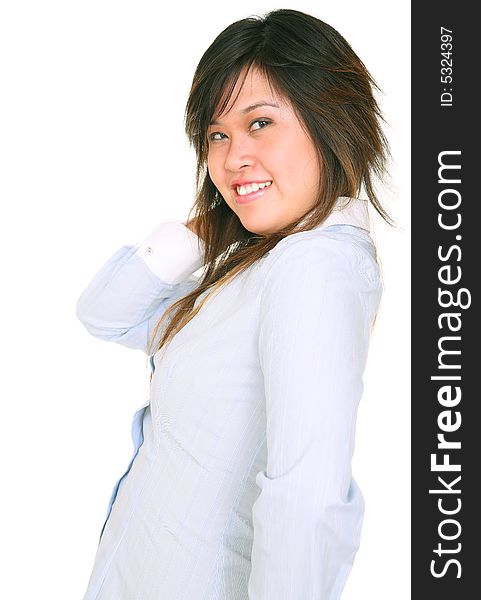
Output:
[77,8,393,599]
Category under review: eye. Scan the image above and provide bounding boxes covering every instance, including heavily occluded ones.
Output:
[207,119,272,143]
[208,131,226,142]
[250,119,271,131]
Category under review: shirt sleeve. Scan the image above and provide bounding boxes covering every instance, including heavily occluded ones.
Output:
[135,219,205,285]
[75,220,205,353]
[248,234,382,600]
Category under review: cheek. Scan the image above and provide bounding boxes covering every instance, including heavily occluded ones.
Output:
[295,140,320,189]
[269,133,314,182]
[267,144,295,183]
[207,154,223,188]
[207,155,214,181]
[304,154,320,186]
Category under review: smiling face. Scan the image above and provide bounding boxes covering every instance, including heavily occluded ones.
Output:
[206,66,322,235]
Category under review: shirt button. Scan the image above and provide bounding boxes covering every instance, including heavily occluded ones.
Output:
[145,246,153,254]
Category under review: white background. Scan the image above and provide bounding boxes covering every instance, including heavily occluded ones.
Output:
[0,1,410,598]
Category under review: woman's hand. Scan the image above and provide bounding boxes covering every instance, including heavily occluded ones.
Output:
[185,216,204,241]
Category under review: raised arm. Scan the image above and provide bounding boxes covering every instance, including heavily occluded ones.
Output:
[75,220,205,354]
[248,233,382,599]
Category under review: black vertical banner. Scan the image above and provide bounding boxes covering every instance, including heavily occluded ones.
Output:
[412,3,478,599]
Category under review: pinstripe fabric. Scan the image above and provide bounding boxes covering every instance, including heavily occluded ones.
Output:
[76,197,382,599]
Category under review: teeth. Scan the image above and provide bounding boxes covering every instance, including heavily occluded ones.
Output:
[236,181,272,196]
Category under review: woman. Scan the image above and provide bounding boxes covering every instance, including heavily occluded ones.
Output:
[77,8,392,599]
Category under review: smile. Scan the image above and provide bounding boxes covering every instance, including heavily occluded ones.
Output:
[234,181,272,205]
[236,181,272,196]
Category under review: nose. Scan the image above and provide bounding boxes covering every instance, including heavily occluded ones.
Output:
[223,134,255,172]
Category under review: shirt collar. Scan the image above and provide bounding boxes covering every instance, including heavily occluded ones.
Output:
[313,196,371,233]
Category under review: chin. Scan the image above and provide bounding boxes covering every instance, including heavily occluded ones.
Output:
[241,220,277,236]
[230,205,281,236]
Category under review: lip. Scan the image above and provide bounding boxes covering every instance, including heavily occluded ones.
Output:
[234,183,272,205]
[231,179,272,189]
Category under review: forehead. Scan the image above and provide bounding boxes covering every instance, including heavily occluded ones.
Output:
[212,66,286,122]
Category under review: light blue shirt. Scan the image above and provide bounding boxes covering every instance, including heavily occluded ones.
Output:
[76,196,382,599]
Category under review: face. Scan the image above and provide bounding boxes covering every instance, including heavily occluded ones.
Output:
[206,67,322,235]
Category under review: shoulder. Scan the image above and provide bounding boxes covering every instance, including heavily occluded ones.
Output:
[262,225,380,288]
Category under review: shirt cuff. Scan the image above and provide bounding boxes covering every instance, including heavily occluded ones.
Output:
[135,220,205,285]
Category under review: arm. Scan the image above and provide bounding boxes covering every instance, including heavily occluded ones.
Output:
[75,220,205,353]
[248,234,382,599]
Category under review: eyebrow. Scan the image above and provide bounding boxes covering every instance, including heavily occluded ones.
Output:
[209,102,280,126]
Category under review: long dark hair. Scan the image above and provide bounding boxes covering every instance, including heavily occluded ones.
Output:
[147,8,392,356]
